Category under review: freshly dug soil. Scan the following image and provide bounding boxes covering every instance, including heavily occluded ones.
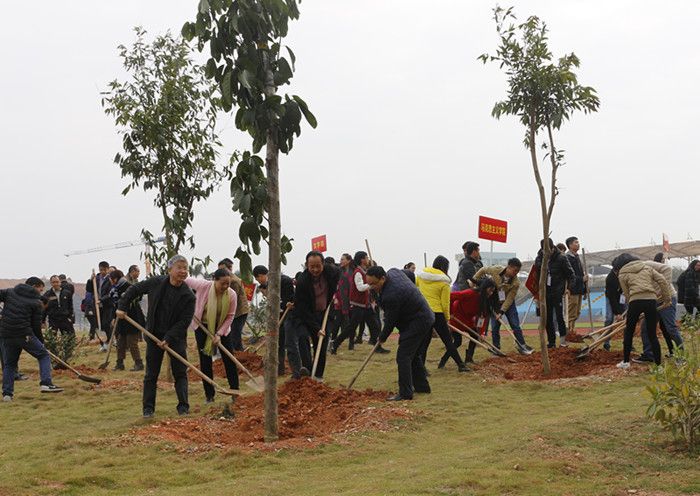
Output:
[129,378,411,452]
[477,347,630,381]
[186,351,288,381]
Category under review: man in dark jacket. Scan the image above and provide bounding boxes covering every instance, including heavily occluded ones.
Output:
[110,270,144,371]
[43,275,75,336]
[85,261,110,347]
[58,274,75,295]
[117,255,195,417]
[1,277,63,401]
[565,236,588,334]
[285,251,339,381]
[453,242,482,291]
[534,239,575,348]
[254,265,295,376]
[682,260,700,315]
[367,266,434,401]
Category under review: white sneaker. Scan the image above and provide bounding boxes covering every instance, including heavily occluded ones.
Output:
[616,361,630,370]
[99,344,108,352]
[40,384,64,393]
[560,337,568,347]
[2,395,12,402]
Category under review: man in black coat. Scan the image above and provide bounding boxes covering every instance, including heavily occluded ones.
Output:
[285,251,339,381]
[254,265,295,376]
[604,269,626,351]
[534,239,575,348]
[110,270,144,371]
[453,241,482,291]
[367,266,434,401]
[564,236,588,334]
[117,255,195,417]
[43,275,75,336]
[1,277,63,401]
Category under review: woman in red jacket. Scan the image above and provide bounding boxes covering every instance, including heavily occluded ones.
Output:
[442,279,496,366]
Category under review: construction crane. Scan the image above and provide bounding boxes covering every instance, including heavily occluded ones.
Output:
[64,236,166,257]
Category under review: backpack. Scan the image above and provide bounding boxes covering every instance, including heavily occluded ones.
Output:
[676,271,686,304]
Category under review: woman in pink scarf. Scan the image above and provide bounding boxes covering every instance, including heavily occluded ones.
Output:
[185,268,238,402]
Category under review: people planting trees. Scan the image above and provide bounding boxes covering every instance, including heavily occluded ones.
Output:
[614,254,672,369]
[417,256,469,372]
[367,267,433,401]
[117,255,195,417]
[185,269,239,402]
[471,258,533,353]
[286,251,339,381]
[534,239,575,348]
[1,277,63,402]
[109,270,144,372]
[449,279,497,364]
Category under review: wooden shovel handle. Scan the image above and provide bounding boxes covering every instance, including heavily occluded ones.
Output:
[192,315,257,382]
[347,341,381,390]
[122,315,235,396]
[311,304,332,378]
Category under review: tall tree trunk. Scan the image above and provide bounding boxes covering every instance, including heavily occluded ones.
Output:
[263,57,280,443]
[528,113,551,375]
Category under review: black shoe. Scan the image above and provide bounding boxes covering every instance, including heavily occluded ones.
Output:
[130,361,144,371]
[632,356,654,364]
[603,344,611,352]
[178,409,190,416]
[348,344,354,351]
[299,367,310,377]
[458,364,471,373]
[547,344,556,349]
[14,373,29,381]
[386,394,411,401]
[205,397,215,404]
[40,384,64,393]
[330,343,338,355]
[143,410,154,418]
[375,345,390,354]
[113,361,125,371]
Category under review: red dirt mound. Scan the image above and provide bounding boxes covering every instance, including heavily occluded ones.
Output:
[477,347,631,381]
[129,378,412,452]
[187,351,287,381]
[565,332,585,343]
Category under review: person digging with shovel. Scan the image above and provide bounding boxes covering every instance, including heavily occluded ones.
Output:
[185,268,239,403]
[471,257,534,354]
[448,278,496,365]
[116,255,195,418]
[1,277,64,402]
[367,266,433,401]
[109,270,144,372]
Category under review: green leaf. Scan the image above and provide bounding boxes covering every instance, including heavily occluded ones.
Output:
[285,46,296,71]
[221,69,233,110]
[292,95,317,128]
[198,0,210,14]
[238,69,255,90]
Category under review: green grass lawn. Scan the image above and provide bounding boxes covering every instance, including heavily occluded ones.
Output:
[0,334,697,496]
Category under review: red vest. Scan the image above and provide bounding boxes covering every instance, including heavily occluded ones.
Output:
[349,267,370,307]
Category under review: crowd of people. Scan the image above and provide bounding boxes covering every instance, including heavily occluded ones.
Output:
[1,240,699,412]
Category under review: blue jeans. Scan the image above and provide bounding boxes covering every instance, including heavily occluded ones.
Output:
[641,297,683,356]
[490,304,527,349]
[604,299,626,350]
[1,336,53,397]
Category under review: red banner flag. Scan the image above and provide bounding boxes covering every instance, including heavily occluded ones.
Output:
[311,235,327,253]
[243,283,256,302]
[478,216,508,243]
[525,266,539,299]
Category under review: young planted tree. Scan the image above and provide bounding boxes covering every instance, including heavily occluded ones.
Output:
[102,27,231,271]
[183,0,316,441]
[480,7,599,373]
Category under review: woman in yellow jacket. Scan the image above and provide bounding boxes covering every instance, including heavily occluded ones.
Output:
[417,256,469,372]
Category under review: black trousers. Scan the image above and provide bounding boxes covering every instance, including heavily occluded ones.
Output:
[86,313,98,339]
[230,314,247,351]
[396,321,431,399]
[48,316,75,336]
[143,337,188,414]
[545,294,567,346]
[278,312,287,375]
[285,315,316,378]
[624,299,660,364]
[430,314,464,367]
[194,329,239,399]
[335,306,380,349]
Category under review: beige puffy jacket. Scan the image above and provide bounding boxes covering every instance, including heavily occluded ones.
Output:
[618,260,672,305]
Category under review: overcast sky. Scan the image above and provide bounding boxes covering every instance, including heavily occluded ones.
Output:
[0,1,698,282]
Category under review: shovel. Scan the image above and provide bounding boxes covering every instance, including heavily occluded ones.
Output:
[493,314,534,355]
[121,315,237,397]
[311,304,332,378]
[450,317,509,358]
[98,320,118,370]
[346,341,382,389]
[91,270,106,347]
[46,350,101,384]
[576,319,627,360]
[192,316,264,393]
